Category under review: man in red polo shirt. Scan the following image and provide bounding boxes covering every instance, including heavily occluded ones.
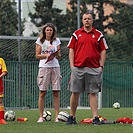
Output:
[66,12,108,125]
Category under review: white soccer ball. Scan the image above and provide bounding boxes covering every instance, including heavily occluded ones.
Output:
[4,110,16,121]
[57,111,69,122]
[43,110,52,121]
[113,102,120,109]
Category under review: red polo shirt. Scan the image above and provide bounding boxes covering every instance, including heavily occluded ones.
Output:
[67,26,108,68]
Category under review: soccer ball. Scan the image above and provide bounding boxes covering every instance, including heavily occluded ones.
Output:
[4,110,16,121]
[57,111,69,122]
[113,102,120,109]
[43,110,52,121]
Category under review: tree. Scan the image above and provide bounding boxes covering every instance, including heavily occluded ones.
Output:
[66,0,132,35]
[0,0,18,35]
[63,0,108,35]
[28,0,66,36]
[81,0,130,34]
[105,4,133,61]
[61,0,116,36]
[109,4,133,44]
[60,0,88,37]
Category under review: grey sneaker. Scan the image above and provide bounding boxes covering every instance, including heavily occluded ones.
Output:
[66,116,77,125]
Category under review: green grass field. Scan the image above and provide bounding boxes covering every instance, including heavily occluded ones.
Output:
[0,108,133,133]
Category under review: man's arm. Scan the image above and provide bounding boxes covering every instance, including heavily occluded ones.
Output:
[100,50,106,69]
[69,48,74,69]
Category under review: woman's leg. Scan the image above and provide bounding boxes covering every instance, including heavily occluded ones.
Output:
[38,91,47,118]
[53,91,60,119]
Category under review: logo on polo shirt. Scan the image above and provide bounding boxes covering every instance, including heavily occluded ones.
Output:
[78,34,82,37]
[92,34,95,38]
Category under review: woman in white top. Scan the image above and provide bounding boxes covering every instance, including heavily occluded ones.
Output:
[36,23,61,123]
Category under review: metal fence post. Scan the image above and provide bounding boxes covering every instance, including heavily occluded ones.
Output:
[18,0,22,107]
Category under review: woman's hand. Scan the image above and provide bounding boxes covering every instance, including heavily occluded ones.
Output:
[55,52,61,60]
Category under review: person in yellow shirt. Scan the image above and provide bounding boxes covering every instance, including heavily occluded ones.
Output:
[0,58,8,124]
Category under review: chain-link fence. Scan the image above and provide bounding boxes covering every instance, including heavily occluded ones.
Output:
[0,0,133,108]
[0,36,132,108]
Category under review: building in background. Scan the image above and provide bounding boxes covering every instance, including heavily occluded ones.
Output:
[13,0,67,36]
[12,0,132,36]
[120,0,133,4]
[21,0,37,36]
